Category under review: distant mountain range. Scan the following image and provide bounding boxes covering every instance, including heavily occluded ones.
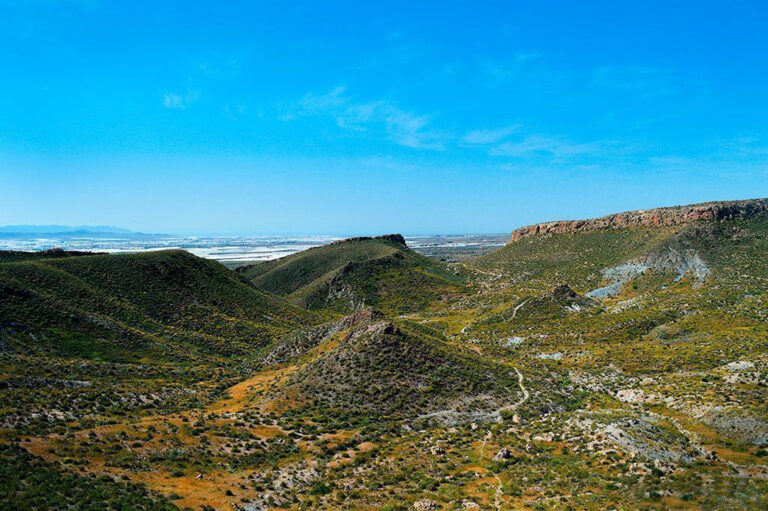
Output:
[0,225,159,238]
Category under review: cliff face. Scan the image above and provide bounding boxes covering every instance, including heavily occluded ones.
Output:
[508,199,768,243]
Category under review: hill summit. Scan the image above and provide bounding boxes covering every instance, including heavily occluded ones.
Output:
[238,233,461,313]
[328,233,407,246]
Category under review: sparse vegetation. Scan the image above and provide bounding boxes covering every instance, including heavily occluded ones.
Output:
[2,202,768,509]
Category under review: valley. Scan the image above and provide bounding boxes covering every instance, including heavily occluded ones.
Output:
[1,199,768,509]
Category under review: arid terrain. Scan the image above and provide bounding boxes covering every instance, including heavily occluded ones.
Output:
[2,199,768,510]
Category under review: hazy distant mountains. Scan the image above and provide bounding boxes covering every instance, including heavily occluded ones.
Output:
[0,225,159,238]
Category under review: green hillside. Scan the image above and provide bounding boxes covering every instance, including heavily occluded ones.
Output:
[239,234,464,314]
[469,210,768,316]
[464,210,768,348]
[0,249,320,438]
[2,202,768,510]
[0,248,100,263]
[472,224,684,293]
[0,249,317,362]
[0,443,177,510]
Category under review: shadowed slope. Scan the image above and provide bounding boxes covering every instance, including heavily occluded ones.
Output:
[0,249,318,362]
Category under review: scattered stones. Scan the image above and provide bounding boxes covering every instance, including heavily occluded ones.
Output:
[537,352,563,361]
[413,498,439,510]
[616,388,654,404]
[724,360,755,372]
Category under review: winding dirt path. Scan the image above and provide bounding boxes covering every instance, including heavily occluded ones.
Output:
[491,367,529,422]
[510,299,530,320]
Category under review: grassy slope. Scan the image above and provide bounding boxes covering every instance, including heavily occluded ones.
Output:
[3,211,768,509]
[472,224,684,292]
[241,237,405,296]
[240,236,463,314]
[464,215,768,358]
[0,249,317,362]
[460,214,768,442]
[0,250,323,441]
[0,248,100,263]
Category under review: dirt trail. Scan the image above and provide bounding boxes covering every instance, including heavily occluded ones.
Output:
[479,430,492,457]
[511,299,530,320]
[492,473,504,510]
[482,367,533,509]
[491,367,529,422]
[420,367,530,424]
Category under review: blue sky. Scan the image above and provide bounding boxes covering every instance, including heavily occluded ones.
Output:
[1,1,767,234]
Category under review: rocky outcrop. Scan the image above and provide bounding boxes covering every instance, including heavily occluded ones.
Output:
[261,309,379,366]
[330,233,407,246]
[413,499,439,510]
[551,284,578,301]
[508,199,768,243]
[586,247,710,298]
[375,233,407,245]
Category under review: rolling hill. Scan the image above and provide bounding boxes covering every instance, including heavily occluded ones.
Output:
[266,316,524,424]
[238,234,464,314]
[460,200,768,467]
[0,248,101,263]
[0,249,317,362]
[0,249,321,441]
[2,200,768,510]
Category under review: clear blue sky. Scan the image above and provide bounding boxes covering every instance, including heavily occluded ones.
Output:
[1,1,767,235]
